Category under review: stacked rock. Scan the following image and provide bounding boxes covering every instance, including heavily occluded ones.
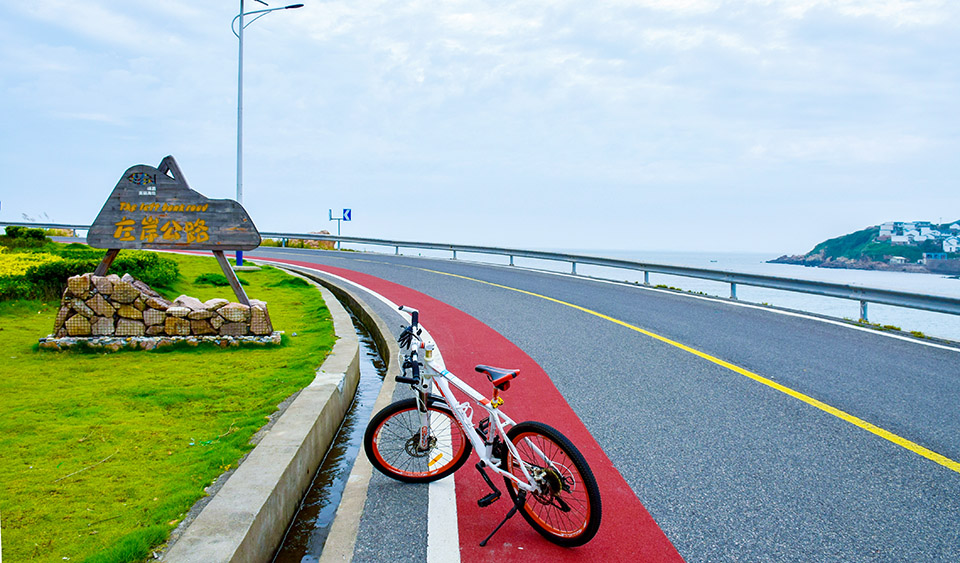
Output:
[52,273,272,339]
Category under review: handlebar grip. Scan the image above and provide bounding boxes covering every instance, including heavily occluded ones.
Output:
[396,375,419,385]
[398,305,419,327]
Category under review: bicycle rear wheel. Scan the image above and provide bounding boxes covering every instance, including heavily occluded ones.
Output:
[502,421,602,547]
[364,396,472,483]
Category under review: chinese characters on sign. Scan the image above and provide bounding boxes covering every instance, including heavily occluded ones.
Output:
[112,216,210,244]
[110,201,212,244]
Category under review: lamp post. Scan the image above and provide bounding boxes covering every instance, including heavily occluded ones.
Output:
[232,0,303,266]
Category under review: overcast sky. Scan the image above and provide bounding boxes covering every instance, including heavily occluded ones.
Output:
[1,1,957,254]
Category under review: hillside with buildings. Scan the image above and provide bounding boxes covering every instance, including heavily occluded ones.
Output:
[770,220,960,274]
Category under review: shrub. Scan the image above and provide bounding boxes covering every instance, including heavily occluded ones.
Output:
[268,277,310,288]
[42,227,76,237]
[22,251,180,300]
[113,251,179,288]
[0,251,65,277]
[0,276,35,301]
[0,226,51,249]
[56,247,108,261]
[24,258,100,299]
[3,226,47,241]
[195,272,249,287]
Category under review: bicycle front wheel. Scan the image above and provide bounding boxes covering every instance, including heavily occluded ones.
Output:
[502,421,602,547]
[364,396,472,483]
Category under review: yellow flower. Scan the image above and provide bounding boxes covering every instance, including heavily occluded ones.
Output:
[0,252,65,277]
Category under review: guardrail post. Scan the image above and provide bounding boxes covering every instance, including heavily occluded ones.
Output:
[644,272,650,286]
[395,246,399,255]
[860,301,869,322]
[571,262,577,275]
[453,250,457,260]
[730,282,738,300]
[509,255,515,266]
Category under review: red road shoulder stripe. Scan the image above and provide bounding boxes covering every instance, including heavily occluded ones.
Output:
[256,257,683,562]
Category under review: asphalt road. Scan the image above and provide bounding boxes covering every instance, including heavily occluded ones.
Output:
[250,247,960,562]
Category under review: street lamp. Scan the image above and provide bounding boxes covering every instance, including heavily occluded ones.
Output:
[232,0,303,266]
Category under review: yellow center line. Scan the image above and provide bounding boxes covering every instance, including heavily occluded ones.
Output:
[420,267,960,475]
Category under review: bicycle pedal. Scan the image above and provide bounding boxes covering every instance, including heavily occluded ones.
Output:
[477,491,501,508]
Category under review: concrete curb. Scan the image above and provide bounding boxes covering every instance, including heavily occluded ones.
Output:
[163,281,360,563]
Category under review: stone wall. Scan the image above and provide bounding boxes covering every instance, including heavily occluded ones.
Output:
[51,273,272,339]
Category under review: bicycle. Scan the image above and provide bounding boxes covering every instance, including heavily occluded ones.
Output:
[363,305,602,547]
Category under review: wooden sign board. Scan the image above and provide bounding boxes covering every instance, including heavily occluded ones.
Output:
[88,156,261,251]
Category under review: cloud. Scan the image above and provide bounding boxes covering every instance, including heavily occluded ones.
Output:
[745,132,933,163]
[641,27,762,54]
[11,1,187,51]
[771,0,953,26]
[52,112,127,125]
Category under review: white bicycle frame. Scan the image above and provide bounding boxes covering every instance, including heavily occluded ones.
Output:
[398,308,551,494]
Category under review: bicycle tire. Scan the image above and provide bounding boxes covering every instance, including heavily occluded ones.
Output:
[502,421,602,547]
[364,396,472,483]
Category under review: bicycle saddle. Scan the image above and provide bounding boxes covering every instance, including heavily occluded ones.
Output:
[475,365,519,391]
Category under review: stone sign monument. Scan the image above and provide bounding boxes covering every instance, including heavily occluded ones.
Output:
[87,155,260,305]
[42,156,276,349]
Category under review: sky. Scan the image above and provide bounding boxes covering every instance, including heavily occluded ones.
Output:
[0,1,957,255]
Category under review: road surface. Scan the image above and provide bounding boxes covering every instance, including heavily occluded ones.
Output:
[251,247,960,562]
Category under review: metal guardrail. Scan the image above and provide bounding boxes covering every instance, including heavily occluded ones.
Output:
[5,222,960,321]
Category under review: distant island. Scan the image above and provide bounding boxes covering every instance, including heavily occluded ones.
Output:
[769,220,960,274]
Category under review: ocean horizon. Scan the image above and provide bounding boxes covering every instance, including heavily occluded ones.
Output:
[343,243,960,343]
[563,248,960,343]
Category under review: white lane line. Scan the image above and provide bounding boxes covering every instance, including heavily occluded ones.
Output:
[258,259,462,562]
[428,442,461,563]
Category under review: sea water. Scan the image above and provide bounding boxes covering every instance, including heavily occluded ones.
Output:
[341,244,960,343]
[562,249,960,343]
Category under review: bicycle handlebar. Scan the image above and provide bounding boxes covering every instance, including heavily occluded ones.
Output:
[398,305,419,328]
[397,305,429,387]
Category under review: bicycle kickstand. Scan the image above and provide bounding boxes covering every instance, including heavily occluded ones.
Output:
[479,490,527,547]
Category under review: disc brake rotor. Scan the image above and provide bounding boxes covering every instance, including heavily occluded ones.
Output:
[405,434,436,457]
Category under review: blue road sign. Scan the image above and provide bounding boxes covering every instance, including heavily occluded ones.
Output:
[343,209,352,221]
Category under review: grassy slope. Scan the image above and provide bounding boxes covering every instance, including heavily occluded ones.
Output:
[0,253,335,562]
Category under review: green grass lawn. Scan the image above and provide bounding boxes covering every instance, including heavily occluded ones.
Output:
[0,253,336,562]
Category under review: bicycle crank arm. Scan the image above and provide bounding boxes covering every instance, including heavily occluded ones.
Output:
[475,462,502,507]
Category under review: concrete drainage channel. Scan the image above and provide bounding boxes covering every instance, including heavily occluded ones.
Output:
[272,311,387,560]
[162,267,398,562]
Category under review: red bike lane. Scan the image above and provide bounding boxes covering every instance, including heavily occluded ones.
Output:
[259,257,683,562]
